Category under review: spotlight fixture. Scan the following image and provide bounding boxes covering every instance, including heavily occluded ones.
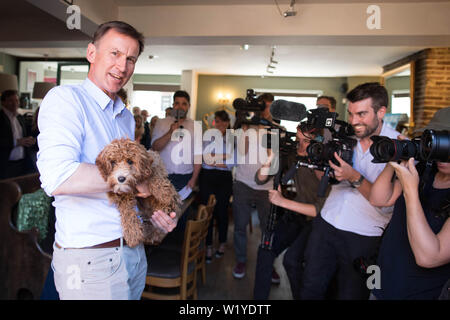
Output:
[284,0,297,17]
[274,0,297,18]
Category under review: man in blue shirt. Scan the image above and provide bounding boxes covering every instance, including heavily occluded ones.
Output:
[37,21,177,300]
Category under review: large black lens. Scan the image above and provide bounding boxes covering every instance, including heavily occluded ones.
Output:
[307,141,324,162]
[421,130,450,162]
[370,136,419,163]
[370,136,396,163]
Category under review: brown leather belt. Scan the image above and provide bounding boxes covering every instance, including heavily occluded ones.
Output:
[55,238,126,249]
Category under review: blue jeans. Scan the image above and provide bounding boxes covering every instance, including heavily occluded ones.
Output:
[232,181,271,264]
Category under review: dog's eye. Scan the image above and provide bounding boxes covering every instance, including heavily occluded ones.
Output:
[111,161,116,167]
[127,159,133,165]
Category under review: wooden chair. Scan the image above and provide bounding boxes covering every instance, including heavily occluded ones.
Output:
[141,216,209,300]
[195,194,216,285]
[0,173,52,299]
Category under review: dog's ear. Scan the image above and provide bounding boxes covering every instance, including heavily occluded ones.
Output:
[138,148,153,179]
[95,147,111,181]
[131,141,153,181]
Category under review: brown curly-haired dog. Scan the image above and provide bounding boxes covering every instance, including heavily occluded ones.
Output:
[96,138,182,247]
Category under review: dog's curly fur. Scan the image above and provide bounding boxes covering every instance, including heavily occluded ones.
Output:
[96,138,182,247]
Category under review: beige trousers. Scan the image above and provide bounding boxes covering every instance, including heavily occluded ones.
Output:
[52,240,147,300]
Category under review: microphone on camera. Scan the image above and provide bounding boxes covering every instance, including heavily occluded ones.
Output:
[270,100,308,122]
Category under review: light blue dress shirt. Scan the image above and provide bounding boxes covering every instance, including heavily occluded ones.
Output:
[320,122,400,236]
[37,78,135,248]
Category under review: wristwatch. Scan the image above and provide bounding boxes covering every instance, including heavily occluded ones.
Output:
[350,174,365,188]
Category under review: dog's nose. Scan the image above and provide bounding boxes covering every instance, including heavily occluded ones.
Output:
[117,176,126,183]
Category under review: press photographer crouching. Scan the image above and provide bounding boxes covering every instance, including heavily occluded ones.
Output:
[299,82,401,300]
[253,124,330,300]
[369,107,450,300]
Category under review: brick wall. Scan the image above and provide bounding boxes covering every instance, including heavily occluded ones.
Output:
[413,47,450,130]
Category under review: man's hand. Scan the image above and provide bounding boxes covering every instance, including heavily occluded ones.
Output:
[151,210,178,234]
[329,152,360,182]
[17,136,36,147]
[186,176,197,190]
[389,158,419,194]
[170,118,185,133]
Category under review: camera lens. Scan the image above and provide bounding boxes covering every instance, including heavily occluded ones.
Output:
[307,141,324,162]
[370,136,397,163]
[374,139,395,162]
[421,130,450,162]
[370,136,419,163]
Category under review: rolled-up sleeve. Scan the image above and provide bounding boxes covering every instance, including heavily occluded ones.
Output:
[37,87,85,196]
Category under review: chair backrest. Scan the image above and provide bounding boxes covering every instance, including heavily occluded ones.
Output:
[196,194,216,244]
[196,194,216,221]
[0,173,51,299]
[180,217,209,278]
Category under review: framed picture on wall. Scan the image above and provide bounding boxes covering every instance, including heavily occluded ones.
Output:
[26,69,37,92]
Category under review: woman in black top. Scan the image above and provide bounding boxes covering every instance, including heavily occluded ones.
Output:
[371,159,449,299]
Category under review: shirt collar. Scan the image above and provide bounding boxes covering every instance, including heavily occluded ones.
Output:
[82,78,125,114]
[378,120,388,136]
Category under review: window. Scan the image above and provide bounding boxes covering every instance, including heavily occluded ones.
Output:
[132,84,180,118]
[391,90,410,118]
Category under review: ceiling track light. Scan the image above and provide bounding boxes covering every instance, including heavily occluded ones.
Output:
[274,0,297,18]
[265,46,278,74]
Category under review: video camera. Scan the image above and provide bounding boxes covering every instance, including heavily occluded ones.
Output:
[370,129,449,163]
[232,89,266,129]
[280,107,357,197]
[303,108,356,167]
[233,89,294,153]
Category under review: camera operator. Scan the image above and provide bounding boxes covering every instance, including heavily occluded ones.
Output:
[231,92,282,281]
[316,95,337,113]
[369,107,450,300]
[299,82,400,300]
[253,125,330,300]
[316,95,339,143]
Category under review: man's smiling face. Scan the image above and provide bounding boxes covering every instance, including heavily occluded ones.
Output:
[348,97,385,139]
[86,29,139,99]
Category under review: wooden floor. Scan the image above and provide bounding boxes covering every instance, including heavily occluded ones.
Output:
[196,210,293,300]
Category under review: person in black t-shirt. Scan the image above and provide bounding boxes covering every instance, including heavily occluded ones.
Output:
[369,107,450,300]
